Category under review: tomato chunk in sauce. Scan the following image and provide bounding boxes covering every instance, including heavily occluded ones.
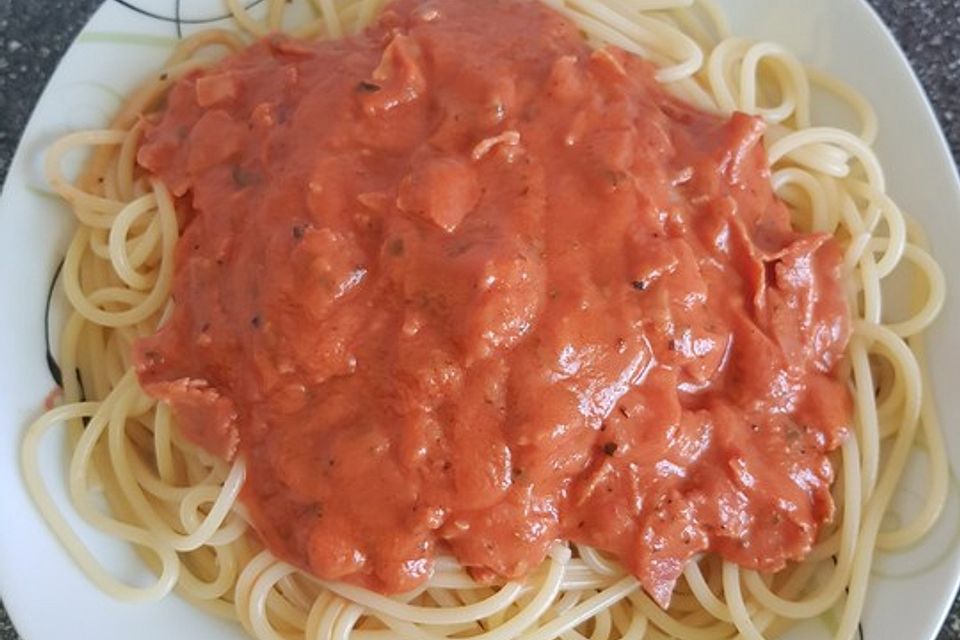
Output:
[135,0,851,604]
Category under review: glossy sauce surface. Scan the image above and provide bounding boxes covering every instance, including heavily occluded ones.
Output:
[136,0,851,604]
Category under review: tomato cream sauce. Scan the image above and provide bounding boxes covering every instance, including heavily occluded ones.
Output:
[135,0,851,604]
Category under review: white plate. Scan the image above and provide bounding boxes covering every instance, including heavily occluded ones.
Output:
[1,1,959,639]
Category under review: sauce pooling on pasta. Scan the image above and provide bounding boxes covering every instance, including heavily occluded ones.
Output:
[136,0,851,604]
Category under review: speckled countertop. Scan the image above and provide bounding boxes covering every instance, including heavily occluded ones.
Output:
[1,1,958,639]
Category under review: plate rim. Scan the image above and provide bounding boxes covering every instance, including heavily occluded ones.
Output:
[1,0,959,638]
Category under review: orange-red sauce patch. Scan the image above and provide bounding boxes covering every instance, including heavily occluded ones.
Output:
[136,0,851,604]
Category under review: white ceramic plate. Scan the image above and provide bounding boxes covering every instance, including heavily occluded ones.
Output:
[1,1,959,639]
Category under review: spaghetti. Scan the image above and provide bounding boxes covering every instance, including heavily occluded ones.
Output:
[22,1,947,639]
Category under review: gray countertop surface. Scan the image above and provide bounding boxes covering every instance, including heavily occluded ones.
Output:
[1,0,958,638]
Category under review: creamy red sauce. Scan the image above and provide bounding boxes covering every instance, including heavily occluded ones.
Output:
[135,0,851,604]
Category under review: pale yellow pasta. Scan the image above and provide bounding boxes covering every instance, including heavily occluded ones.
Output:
[22,1,946,639]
